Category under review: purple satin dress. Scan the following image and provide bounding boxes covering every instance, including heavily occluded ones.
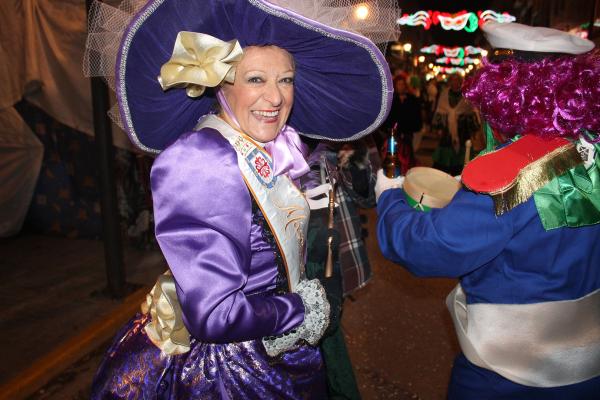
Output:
[91,129,326,399]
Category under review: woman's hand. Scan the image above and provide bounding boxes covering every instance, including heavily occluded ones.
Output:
[262,279,331,357]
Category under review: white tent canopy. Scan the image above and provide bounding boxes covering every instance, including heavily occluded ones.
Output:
[0,0,135,236]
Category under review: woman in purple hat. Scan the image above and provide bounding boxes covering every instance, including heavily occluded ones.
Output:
[85,0,398,398]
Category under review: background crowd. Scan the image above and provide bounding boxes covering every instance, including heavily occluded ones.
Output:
[375,69,483,177]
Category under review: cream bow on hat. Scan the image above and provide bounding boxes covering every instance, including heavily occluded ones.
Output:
[158,32,244,97]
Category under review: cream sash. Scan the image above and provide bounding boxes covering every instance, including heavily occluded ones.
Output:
[197,115,308,292]
[447,284,600,387]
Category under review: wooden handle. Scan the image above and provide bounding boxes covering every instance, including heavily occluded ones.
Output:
[324,187,335,278]
[327,189,335,229]
[324,236,333,278]
[464,139,472,166]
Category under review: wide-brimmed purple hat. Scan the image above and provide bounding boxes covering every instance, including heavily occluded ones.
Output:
[109,0,395,153]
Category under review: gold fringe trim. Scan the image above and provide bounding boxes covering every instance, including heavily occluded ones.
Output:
[492,143,582,215]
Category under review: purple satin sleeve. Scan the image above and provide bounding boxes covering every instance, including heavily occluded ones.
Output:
[151,128,305,343]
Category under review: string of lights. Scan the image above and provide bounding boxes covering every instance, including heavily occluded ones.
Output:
[435,57,481,66]
[397,10,516,32]
[420,45,487,58]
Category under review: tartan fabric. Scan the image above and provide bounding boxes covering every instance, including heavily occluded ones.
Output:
[305,186,361,400]
[302,138,378,295]
[335,182,373,295]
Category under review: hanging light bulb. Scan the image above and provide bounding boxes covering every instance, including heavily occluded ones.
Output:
[354,3,370,20]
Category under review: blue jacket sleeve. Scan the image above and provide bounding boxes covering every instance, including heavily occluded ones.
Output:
[151,129,304,343]
[377,187,514,278]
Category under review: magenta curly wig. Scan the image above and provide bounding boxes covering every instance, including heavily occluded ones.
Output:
[463,49,600,140]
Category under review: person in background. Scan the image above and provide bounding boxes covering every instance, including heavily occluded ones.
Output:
[419,78,439,149]
[431,73,480,175]
[334,138,379,294]
[299,136,379,399]
[425,78,439,117]
[408,73,422,98]
[375,21,600,399]
[304,138,379,293]
[384,74,423,174]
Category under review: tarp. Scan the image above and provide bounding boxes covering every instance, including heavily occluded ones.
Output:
[0,107,43,237]
[0,0,135,150]
[0,0,140,236]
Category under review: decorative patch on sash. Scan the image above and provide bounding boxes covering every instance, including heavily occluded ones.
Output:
[246,148,276,188]
[232,136,253,157]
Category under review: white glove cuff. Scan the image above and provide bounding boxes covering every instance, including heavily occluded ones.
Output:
[375,169,404,202]
[262,279,330,357]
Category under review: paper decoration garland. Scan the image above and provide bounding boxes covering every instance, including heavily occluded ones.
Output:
[397,10,516,32]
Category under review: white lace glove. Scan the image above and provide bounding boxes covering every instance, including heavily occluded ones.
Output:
[375,169,404,202]
[262,279,330,357]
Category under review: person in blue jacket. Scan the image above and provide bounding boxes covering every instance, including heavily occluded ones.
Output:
[376,21,600,399]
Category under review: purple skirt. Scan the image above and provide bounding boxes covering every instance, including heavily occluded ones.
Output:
[91,314,327,399]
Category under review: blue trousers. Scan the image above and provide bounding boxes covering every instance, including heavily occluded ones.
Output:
[448,353,600,400]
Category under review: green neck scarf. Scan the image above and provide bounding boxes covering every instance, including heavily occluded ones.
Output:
[477,123,600,230]
[534,139,600,230]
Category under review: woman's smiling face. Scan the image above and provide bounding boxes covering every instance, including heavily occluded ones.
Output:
[221,46,295,143]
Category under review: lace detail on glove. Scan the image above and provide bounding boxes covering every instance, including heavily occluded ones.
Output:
[262,279,330,357]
